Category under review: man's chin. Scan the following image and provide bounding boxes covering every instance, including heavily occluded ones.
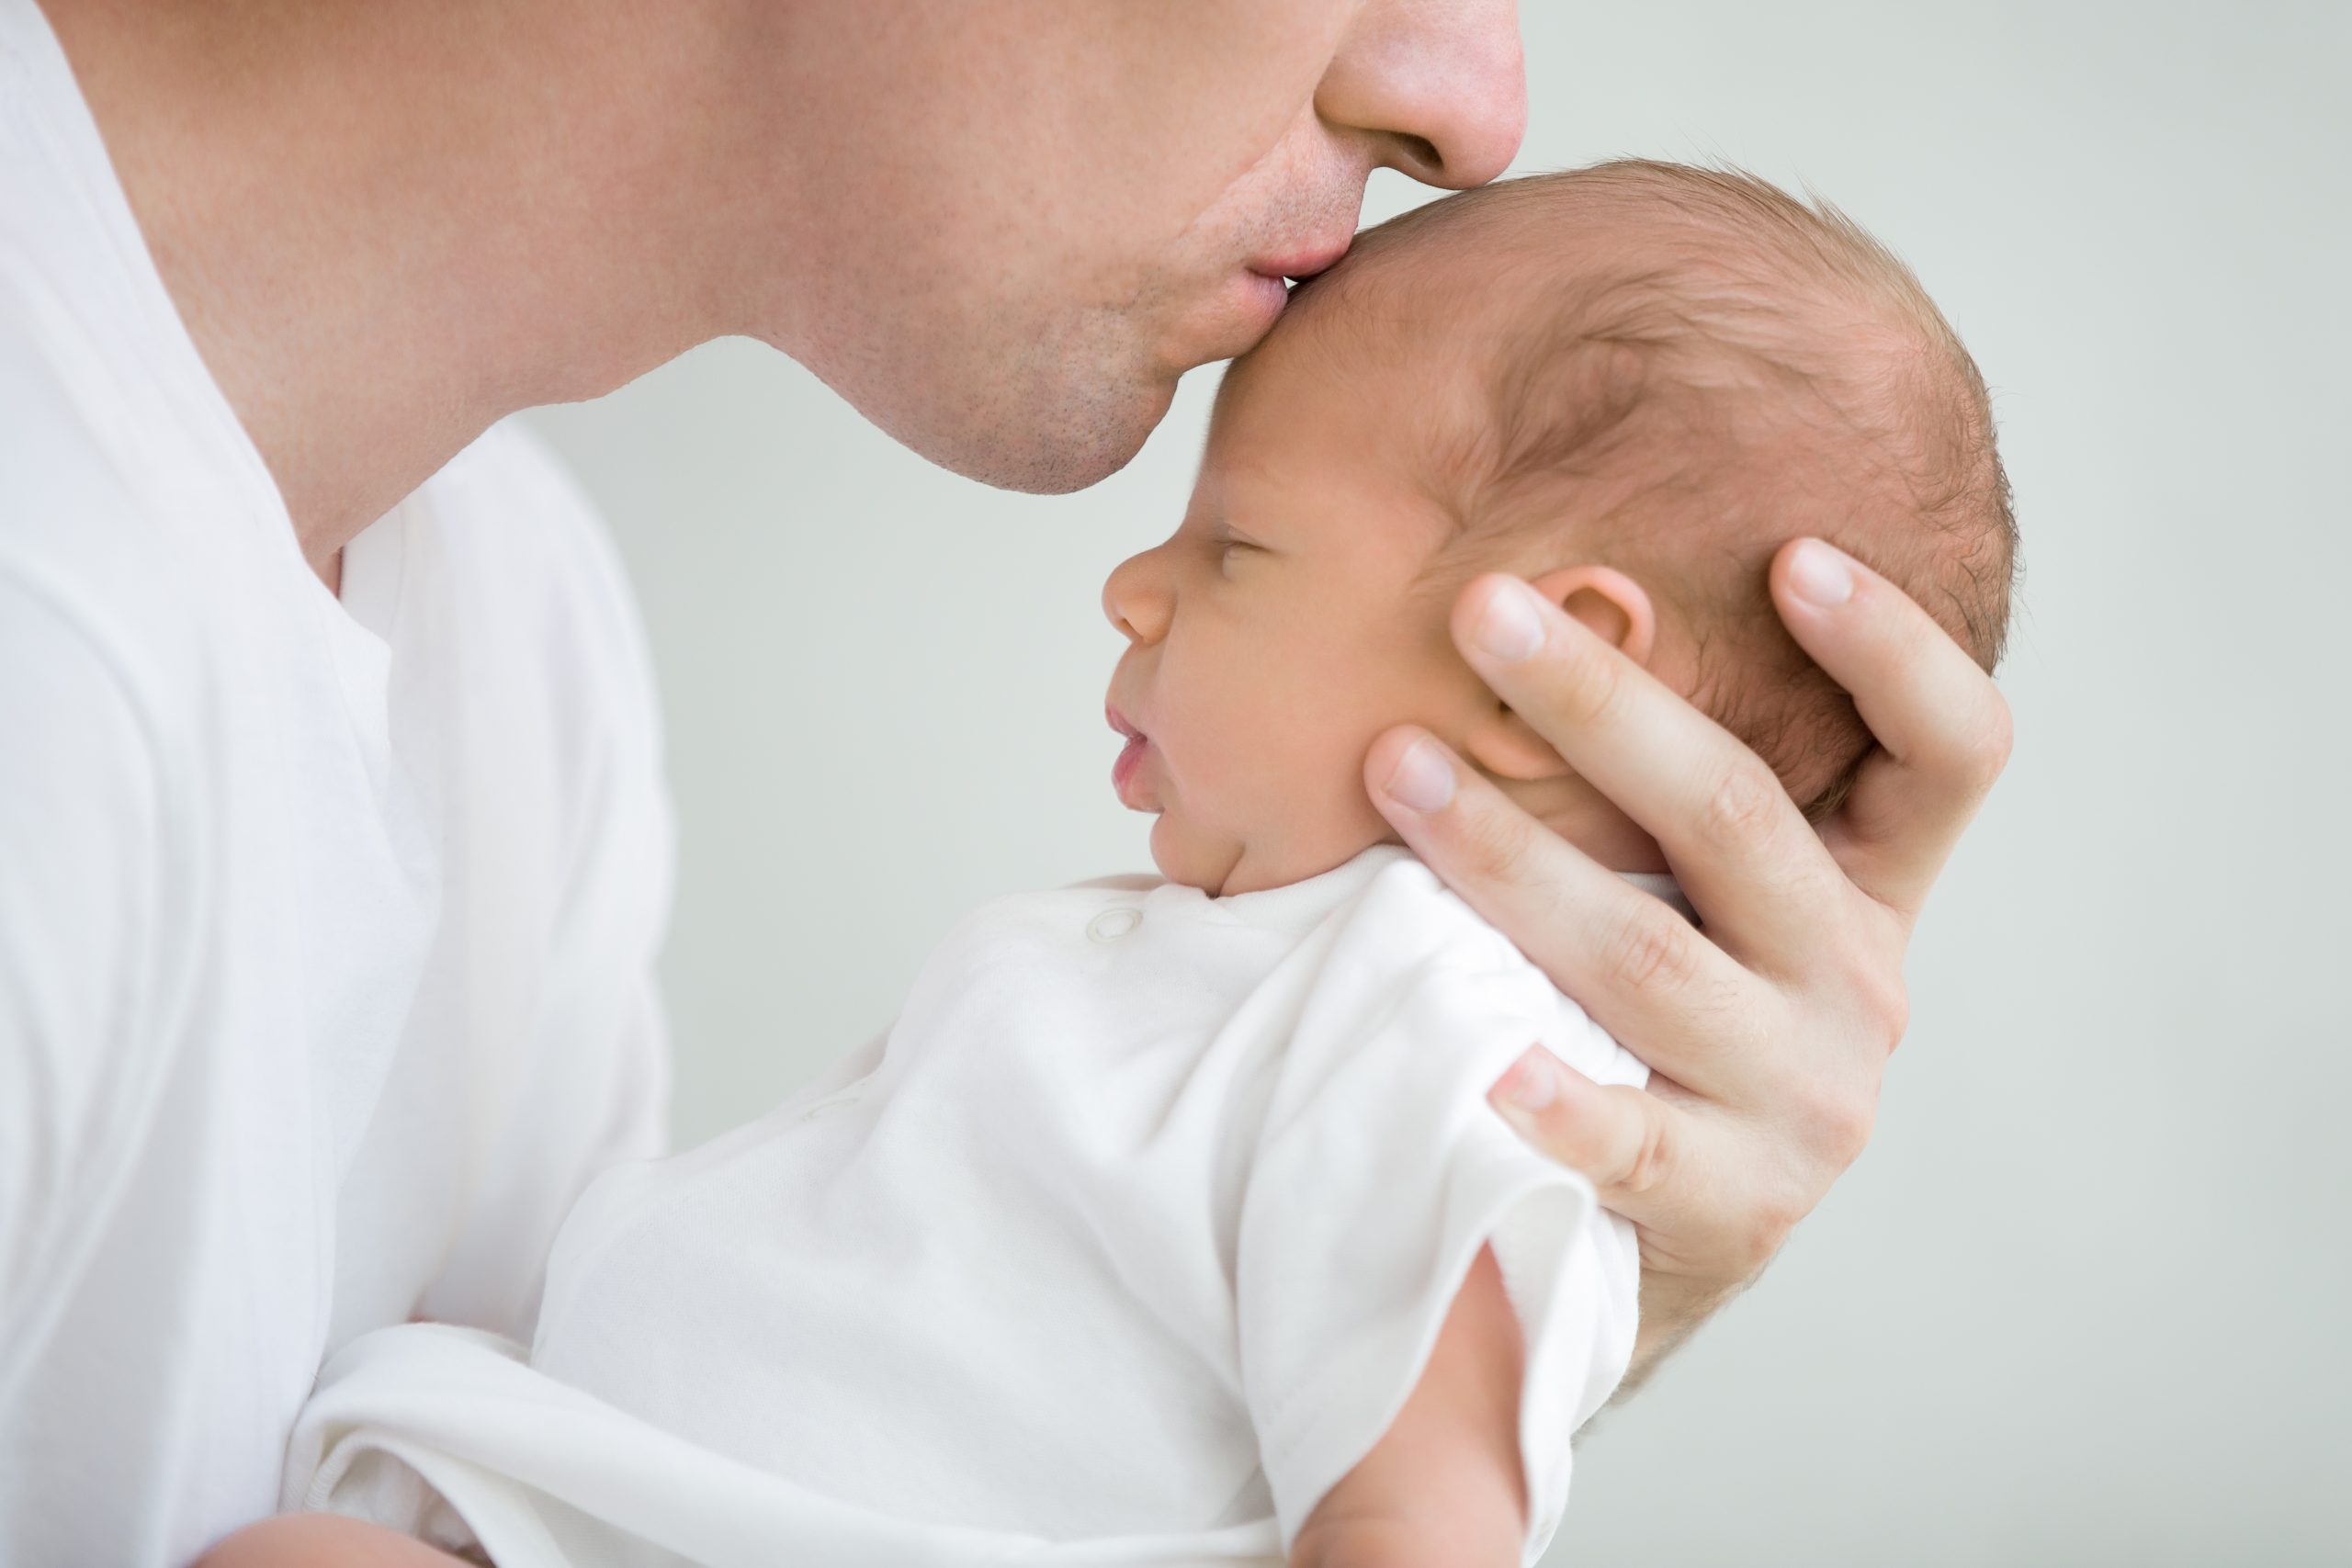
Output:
[962,434,1150,496]
[871,356,1177,496]
[978,387,1173,496]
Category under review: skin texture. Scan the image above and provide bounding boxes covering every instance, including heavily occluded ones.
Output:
[195,1514,476,1568]
[41,0,2013,1470]
[44,0,1523,564]
[1102,299,1681,897]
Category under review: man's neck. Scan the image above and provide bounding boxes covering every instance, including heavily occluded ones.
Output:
[40,0,752,579]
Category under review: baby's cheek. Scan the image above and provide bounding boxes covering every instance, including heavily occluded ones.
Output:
[1159,671,1388,886]
[1259,736,1399,880]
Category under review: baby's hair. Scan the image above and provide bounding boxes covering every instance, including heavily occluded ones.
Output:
[1298,160,2018,818]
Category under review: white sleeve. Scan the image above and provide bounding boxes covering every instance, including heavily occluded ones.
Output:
[1235,865,1646,1562]
[0,576,175,1531]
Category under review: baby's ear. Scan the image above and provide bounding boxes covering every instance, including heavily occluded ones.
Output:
[1461,566,1657,782]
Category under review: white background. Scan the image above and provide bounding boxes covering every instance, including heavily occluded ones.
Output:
[526,3,2351,1561]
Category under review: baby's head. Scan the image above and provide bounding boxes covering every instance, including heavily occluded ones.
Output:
[1104,160,2016,896]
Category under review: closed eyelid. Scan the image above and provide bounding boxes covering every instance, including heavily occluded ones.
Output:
[1216,537,1271,572]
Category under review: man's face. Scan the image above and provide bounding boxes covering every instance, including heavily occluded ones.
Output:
[721,1,1526,493]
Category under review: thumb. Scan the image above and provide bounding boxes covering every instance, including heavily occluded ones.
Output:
[1489,1049,1680,1213]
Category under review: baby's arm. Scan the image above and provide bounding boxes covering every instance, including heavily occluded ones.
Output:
[1288,1246,1530,1568]
[195,1513,482,1568]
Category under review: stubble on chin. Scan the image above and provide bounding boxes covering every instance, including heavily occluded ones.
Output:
[877,301,1180,495]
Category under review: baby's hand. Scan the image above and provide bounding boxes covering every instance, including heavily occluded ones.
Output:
[1288,1247,1530,1568]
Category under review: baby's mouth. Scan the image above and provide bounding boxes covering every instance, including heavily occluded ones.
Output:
[1106,704,1154,809]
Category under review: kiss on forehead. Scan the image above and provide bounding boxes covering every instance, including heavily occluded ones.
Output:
[1108,162,2012,901]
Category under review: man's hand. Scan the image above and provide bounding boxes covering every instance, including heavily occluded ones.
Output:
[1363,538,2012,1384]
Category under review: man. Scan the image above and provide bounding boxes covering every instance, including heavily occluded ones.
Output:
[0,2,2010,1563]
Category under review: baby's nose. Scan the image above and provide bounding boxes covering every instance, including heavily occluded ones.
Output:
[1102,552,1172,646]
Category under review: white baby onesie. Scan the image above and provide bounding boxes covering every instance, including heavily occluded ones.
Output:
[288,847,1665,1567]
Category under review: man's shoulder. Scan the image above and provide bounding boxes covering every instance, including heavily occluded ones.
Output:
[424,417,603,541]
[388,421,670,877]
[0,310,221,707]
[0,307,149,554]
[417,418,635,614]
[405,418,660,711]
[0,324,177,907]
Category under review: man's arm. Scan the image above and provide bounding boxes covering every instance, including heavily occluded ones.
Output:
[0,583,162,1374]
[1366,537,2012,1382]
[1289,1247,1529,1568]
[0,578,181,1551]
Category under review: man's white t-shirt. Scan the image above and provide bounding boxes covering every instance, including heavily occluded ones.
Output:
[0,4,675,1562]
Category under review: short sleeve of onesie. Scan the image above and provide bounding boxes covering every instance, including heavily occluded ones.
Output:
[1234,857,1649,1562]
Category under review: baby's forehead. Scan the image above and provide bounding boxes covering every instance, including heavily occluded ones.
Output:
[1227,174,1931,513]
[1302,189,1853,393]
[1262,208,1556,375]
[1237,200,1661,413]
[1204,195,1745,526]
[1207,217,1555,456]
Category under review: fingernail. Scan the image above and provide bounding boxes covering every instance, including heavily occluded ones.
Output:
[1495,1052,1560,1114]
[1787,540,1854,606]
[1471,578,1548,661]
[1380,737,1455,814]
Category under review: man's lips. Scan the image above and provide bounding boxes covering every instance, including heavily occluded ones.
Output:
[1248,239,1351,284]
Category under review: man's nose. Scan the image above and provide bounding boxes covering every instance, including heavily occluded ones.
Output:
[1102,551,1173,646]
[1317,0,1527,191]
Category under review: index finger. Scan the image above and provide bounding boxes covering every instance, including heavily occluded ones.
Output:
[1770,538,2014,918]
[1362,726,1759,1101]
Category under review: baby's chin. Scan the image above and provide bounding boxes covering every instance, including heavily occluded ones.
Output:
[1148,814,1245,897]
[1149,814,1385,899]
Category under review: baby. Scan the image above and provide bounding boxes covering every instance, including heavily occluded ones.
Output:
[276,162,2014,1568]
